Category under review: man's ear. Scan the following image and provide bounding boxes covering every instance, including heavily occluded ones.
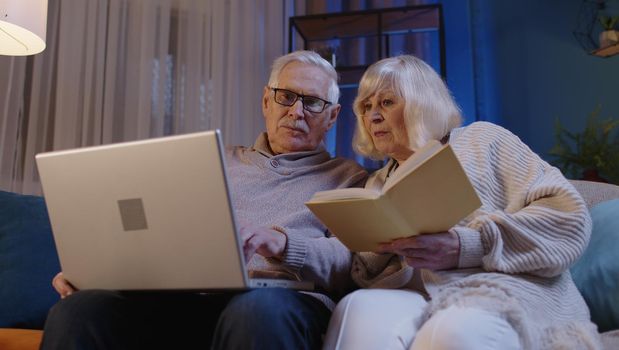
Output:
[262,86,271,116]
[326,104,341,130]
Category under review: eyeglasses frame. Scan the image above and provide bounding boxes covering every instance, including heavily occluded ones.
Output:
[269,87,333,114]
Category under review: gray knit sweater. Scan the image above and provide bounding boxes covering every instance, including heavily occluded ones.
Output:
[352,122,602,349]
[225,133,367,307]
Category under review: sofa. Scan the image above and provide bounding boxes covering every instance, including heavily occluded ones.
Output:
[1,180,619,349]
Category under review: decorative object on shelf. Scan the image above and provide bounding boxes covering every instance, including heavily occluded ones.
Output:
[315,45,339,68]
[599,15,619,48]
[0,0,48,56]
[573,0,619,58]
[549,106,619,184]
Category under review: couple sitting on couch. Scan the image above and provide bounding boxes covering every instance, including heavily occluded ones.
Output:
[40,50,602,350]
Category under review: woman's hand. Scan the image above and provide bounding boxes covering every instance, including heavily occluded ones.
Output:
[377,231,460,270]
[52,272,78,298]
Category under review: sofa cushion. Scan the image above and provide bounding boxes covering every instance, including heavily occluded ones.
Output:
[0,190,60,329]
[569,180,619,208]
[571,198,619,332]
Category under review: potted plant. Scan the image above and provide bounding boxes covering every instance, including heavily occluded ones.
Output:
[549,106,619,184]
[599,15,619,48]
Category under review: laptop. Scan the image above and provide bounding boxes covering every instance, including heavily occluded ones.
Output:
[35,130,313,292]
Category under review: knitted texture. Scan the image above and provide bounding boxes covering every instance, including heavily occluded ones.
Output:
[226,133,367,307]
[352,122,601,349]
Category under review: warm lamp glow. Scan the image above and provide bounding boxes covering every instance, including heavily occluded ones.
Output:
[0,0,48,56]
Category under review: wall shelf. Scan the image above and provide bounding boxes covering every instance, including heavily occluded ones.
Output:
[288,4,446,85]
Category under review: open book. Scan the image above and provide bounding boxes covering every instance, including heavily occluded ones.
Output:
[306,141,482,252]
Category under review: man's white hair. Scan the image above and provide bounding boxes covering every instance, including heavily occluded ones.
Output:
[268,50,340,104]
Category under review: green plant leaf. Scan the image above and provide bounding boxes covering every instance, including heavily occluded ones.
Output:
[548,106,619,184]
[599,15,619,30]
[600,16,610,29]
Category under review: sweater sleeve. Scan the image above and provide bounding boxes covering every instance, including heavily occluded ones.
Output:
[281,231,355,297]
[350,252,413,289]
[278,167,368,299]
[453,122,592,277]
[347,166,414,289]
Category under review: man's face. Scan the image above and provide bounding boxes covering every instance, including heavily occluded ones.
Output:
[262,61,340,154]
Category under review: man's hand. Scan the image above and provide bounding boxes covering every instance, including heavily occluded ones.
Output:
[239,225,287,263]
[52,272,78,298]
[376,231,460,271]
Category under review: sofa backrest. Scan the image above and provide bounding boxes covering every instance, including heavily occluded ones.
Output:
[0,191,61,330]
[1,181,618,331]
[569,180,619,208]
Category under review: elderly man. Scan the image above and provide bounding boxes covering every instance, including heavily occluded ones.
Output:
[41,50,366,350]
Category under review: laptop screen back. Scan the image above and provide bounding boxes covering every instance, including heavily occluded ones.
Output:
[36,130,249,291]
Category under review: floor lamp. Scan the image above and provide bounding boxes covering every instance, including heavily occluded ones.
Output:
[0,0,48,56]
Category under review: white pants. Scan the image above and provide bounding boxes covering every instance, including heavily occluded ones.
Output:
[323,289,521,350]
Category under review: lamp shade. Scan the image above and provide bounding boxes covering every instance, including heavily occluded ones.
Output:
[0,0,48,56]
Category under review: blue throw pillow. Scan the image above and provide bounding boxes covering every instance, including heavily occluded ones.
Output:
[571,198,619,332]
[0,190,61,329]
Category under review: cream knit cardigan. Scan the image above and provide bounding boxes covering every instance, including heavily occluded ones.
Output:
[352,122,602,349]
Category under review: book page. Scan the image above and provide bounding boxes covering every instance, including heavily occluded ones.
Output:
[307,187,381,202]
[383,140,444,193]
[305,140,482,252]
[384,145,482,235]
[305,197,413,252]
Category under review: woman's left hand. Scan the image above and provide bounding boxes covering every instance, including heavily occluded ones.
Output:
[377,231,460,270]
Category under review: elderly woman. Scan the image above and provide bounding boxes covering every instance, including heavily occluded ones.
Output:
[323,55,601,350]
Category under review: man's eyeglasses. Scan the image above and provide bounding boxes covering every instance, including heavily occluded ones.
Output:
[270,88,332,113]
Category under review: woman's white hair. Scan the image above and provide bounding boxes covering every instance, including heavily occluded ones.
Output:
[352,55,462,160]
[268,50,340,104]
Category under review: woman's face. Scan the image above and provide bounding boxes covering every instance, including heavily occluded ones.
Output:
[360,89,413,163]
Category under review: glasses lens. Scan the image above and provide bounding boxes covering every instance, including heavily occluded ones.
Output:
[274,89,298,106]
[303,97,325,113]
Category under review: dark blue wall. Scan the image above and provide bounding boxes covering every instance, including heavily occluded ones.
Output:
[309,0,619,163]
[458,0,619,161]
